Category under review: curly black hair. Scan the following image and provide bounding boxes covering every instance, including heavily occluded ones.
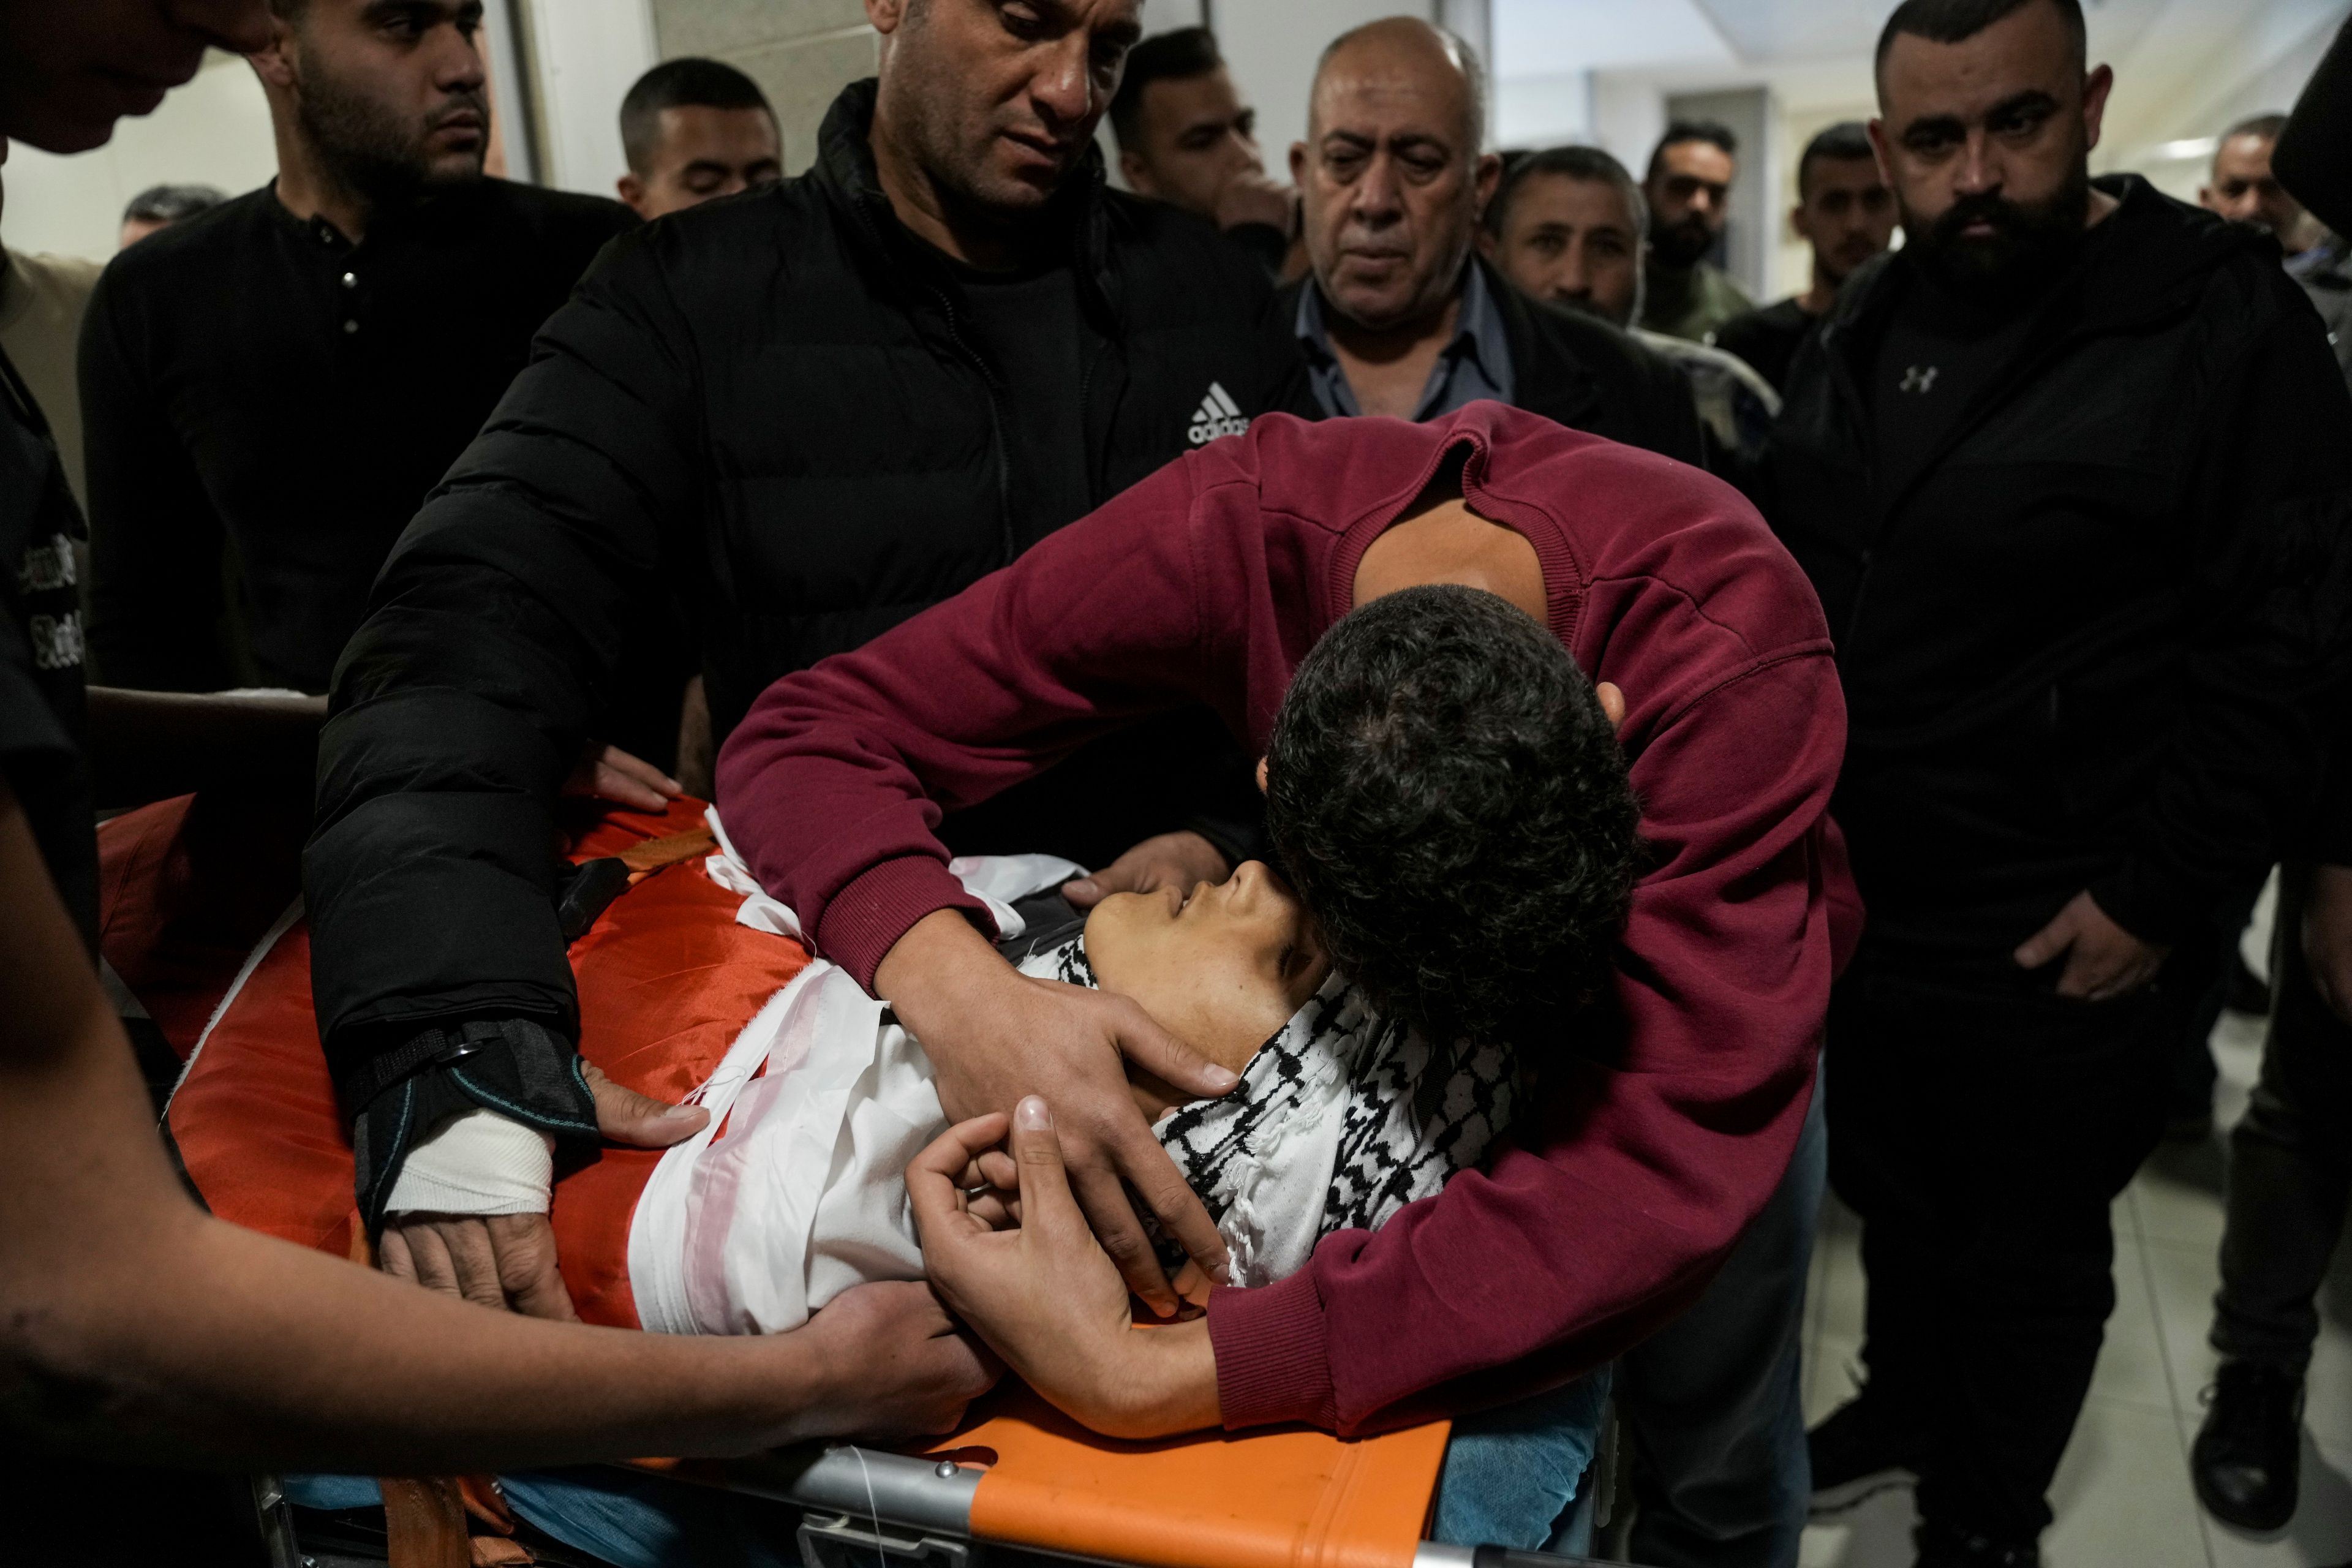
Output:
[1264,584,1640,1048]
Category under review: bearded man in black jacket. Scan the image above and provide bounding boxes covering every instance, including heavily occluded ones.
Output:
[307,0,1311,1324]
[1770,2,2352,1563]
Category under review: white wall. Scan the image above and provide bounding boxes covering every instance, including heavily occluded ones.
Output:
[1,51,277,265]
[522,0,658,197]
[1223,0,1431,171]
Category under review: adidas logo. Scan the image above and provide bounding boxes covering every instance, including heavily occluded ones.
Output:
[1186,381,1250,446]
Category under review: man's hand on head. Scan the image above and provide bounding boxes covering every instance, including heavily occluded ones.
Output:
[873,908,1237,1317]
[2014,889,2171,1001]
[1061,830,1231,910]
[379,1061,707,1319]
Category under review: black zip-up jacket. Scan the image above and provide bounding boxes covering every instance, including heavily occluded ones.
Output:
[306,80,1312,1223]
[1274,256,1707,467]
[1768,176,2352,969]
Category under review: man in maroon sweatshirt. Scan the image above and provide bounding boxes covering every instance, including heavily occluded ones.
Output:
[715,401,1853,1450]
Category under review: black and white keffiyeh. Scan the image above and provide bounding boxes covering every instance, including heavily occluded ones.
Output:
[1020,937,1517,1286]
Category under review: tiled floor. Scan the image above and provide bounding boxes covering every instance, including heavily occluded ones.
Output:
[1795,1006,2352,1567]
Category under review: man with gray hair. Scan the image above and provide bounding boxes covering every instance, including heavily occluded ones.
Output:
[1283,17,1700,462]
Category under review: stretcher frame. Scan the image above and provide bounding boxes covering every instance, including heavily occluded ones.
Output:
[296,1440,1611,1568]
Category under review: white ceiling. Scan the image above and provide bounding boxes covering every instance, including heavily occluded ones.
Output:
[1678,0,2176,69]
[1489,0,2348,157]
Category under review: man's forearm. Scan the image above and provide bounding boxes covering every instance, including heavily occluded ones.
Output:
[1112,1319,1221,1438]
[85,687,325,809]
[6,1201,844,1472]
[873,905,1009,1025]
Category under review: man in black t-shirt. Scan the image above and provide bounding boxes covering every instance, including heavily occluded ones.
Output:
[81,0,636,699]
[1768,2,2352,1561]
[1713,122,1896,394]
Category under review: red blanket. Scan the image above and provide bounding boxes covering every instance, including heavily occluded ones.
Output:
[107,794,809,1327]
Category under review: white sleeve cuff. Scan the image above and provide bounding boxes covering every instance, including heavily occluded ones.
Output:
[383,1107,556,1216]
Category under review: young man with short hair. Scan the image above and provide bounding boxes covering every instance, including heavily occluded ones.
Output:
[1638,119,1754,343]
[1772,2,2352,1560]
[81,0,637,698]
[1714,121,1898,393]
[616,56,782,221]
[716,401,1850,1556]
[1481,144,1781,487]
[1107,26,1298,276]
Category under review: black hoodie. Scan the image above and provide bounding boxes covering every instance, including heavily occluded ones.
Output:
[1768,176,2352,970]
[305,80,1312,1222]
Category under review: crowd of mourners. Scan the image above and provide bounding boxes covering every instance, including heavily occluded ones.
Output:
[2,0,2351,1566]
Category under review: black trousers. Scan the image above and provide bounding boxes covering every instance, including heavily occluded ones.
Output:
[1827,949,2184,1543]
[2212,861,2352,1374]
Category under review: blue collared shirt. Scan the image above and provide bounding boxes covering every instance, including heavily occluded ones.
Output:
[1295,259,1517,420]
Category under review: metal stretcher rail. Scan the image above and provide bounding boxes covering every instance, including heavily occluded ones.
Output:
[685,1444,1610,1568]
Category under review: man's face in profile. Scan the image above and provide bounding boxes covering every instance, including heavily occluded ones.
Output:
[1872,0,2110,301]
[1643,139,1733,270]
[1793,154,1898,285]
[621,104,783,220]
[273,0,493,196]
[875,0,1141,217]
[2201,132,2315,251]
[1119,65,1263,222]
[0,0,271,153]
[1293,28,1497,334]
[1480,172,1640,328]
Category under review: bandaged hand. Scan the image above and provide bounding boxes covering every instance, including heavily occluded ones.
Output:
[1060,829,1230,910]
[875,908,1237,1318]
[909,1102,1219,1439]
[380,1062,707,1319]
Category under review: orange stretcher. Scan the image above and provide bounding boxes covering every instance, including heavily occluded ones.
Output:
[102,793,1580,1568]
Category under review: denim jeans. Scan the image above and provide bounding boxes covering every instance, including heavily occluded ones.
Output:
[283,1469,800,1568]
[1431,1365,1615,1555]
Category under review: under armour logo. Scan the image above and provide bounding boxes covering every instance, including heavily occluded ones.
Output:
[1899,364,1940,394]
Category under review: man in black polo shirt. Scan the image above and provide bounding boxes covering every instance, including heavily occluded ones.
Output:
[307,0,1309,1324]
[80,0,634,699]
[1772,2,2352,1561]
